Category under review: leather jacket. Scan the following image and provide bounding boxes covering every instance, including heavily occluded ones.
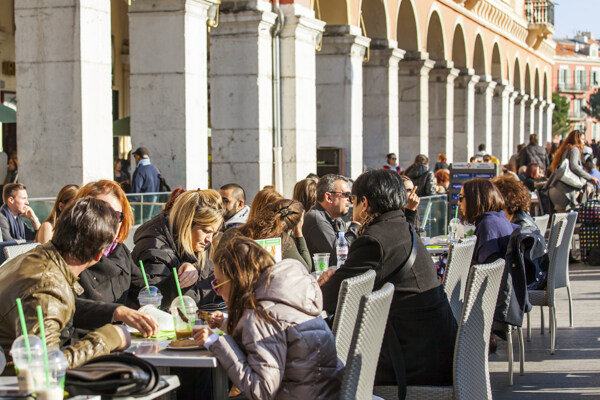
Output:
[0,242,123,368]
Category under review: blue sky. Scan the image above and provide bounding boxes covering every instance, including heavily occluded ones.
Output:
[554,0,599,39]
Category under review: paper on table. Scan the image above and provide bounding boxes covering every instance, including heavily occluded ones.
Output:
[138,305,175,331]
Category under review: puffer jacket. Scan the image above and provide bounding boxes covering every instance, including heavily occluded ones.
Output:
[0,242,123,368]
[405,164,436,197]
[208,259,343,400]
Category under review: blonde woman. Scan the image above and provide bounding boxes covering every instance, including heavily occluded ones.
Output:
[132,189,225,306]
[35,184,79,244]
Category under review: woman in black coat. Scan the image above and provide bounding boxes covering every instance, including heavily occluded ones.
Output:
[319,169,457,400]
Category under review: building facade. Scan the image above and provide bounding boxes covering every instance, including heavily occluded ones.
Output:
[0,0,555,199]
[554,32,600,140]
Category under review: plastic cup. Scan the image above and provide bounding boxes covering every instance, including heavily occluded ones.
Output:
[170,296,197,339]
[11,335,44,394]
[139,304,174,332]
[313,253,330,277]
[138,286,163,309]
[31,349,67,400]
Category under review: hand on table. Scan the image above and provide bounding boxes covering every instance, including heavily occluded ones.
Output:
[317,269,336,287]
[114,306,159,337]
[193,326,214,348]
[208,311,225,330]
[178,262,199,288]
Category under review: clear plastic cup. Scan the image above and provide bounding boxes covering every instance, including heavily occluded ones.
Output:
[139,304,174,332]
[313,253,330,277]
[170,296,197,340]
[11,335,44,394]
[138,286,163,309]
[31,349,67,400]
[448,217,460,243]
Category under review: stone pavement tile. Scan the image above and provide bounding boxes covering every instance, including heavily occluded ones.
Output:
[490,263,600,399]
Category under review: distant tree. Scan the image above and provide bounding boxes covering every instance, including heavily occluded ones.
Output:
[552,93,571,138]
[582,88,600,121]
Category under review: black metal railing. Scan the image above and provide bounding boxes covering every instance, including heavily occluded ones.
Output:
[525,0,554,26]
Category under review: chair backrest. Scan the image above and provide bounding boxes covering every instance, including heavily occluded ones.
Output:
[3,242,40,260]
[332,269,376,364]
[545,219,569,306]
[453,258,505,400]
[533,214,550,236]
[340,283,394,399]
[548,212,577,289]
[443,240,476,322]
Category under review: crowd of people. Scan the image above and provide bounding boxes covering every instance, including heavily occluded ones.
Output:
[0,129,596,399]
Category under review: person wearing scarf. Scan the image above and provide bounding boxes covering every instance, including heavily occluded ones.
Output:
[0,183,40,241]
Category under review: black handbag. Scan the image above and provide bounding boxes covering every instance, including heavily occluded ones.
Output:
[65,352,160,397]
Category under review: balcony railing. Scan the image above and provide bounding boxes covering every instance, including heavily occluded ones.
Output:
[558,82,590,93]
[568,111,587,121]
[526,0,555,26]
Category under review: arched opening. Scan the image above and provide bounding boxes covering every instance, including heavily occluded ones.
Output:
[473,34,486,75]
[451,24,467,69]
[525,64,532,95]
[534,69,541,98]
[513,58,522,91]
[396,0,419,52]
[361,0,389,40]
[543,72,549,99]
[426,11,445,60]
[317,0,349,25]
[491,43,502,80]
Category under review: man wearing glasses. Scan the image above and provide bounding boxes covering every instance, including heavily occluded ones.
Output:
[302,174,360,267]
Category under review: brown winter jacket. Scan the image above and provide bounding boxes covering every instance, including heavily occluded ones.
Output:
[0,242,124,368]
[208,259,343,400]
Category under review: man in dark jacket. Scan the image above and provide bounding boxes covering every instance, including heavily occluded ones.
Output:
[518,134,549,171]
[131,147,161,193]
[0,183,40,241]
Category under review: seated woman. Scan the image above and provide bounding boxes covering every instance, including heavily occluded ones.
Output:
[73,181,160,337]
[193,236,342,399]
[132,189,224,308]
[458,178,519,264]
[223,199,311,271]
[491,175,537,229]
[523,163,547,192]
[319,169,456,397]
[293,178,318,212]
[35,184,79,244]
[248,186,283,220]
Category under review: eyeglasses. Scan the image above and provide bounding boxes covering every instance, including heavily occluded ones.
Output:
[211,279,231,293]
[328,191,356,200]
[116,211,124,223]
[458,194,464,202]
[390,157,397,161]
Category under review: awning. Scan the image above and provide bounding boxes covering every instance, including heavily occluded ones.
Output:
[0,104,16,124]
[113,117,130,137]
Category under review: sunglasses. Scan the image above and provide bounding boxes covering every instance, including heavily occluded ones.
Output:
[211,279,231,293]
[390,157,397,161]
[116,211,124,223]
[458,194,464,202]
[328,191,357,200]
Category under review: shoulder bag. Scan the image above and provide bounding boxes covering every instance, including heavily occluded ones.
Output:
[555,157,586,189]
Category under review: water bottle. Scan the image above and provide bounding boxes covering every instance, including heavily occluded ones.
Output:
[336,232,348,269]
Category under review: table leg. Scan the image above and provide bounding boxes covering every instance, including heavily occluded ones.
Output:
[155,367,176,400]
[212,365,228,400]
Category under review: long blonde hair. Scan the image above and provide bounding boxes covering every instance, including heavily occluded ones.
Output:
[169,190,224,258]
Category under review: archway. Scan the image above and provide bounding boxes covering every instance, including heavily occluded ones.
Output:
[361,0,389,40]
[534,68,541,98]
[396,0,419,52]
[543,72,549,100]
[513,58,522,90]
[317,0,350,25]
[491,42,502,80]
[426,11,445,60]
[473,34,486,75]
[451,24,468,69]
[524,64,532,95]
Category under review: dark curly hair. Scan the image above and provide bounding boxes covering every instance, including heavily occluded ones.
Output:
[491,175,530,216]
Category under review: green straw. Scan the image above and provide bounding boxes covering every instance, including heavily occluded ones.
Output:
[36,305,50,389]
[139,260,151,295]
[454,204,459,220]
[15,298,31,362]
[172,268,188,319]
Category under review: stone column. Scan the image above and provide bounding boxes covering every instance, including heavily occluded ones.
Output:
[429,61,459,163]
[474,76,496,155]
[15,0,112,197]
[316,25,370,178]
[363,40,404,170]
[537,99,546,137]
[525,97,538,135]
[544,102,555,146]
[209,2,277,200]
[279,4,325,196]
[507,90,518,158]
[129,0,216,191]
[397,52,434,167]
[453,69,479,162]
[491,80,512,163]
[513,92,529,148]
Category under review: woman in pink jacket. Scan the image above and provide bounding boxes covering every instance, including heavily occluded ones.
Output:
[193,235,343,400]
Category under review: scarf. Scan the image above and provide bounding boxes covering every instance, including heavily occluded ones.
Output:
[1,204,25,240]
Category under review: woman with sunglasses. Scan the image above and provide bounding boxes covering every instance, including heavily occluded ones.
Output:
[220,199,311,271]
[383,152,401,173]
[547,129,598,212]
[193,236,342,399]
[73,180,160,337]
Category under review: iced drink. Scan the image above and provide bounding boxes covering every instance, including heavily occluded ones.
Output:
[138,286,162,308]
[32,349,67,400]
[11,335,44,393]
[170,296,197,340]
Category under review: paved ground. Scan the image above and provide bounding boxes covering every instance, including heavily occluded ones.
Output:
[490,262,600,399]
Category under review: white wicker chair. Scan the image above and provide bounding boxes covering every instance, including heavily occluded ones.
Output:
[3,242,40,260]
[340,283,394,399]
[526,214,574,354]
[374,259,505,400]
[443,240,476,322]
[332,269,377,365]
[533,214,550,236]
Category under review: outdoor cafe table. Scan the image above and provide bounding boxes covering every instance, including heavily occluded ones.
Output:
[0,375,180,400]
[127,339,228,400]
